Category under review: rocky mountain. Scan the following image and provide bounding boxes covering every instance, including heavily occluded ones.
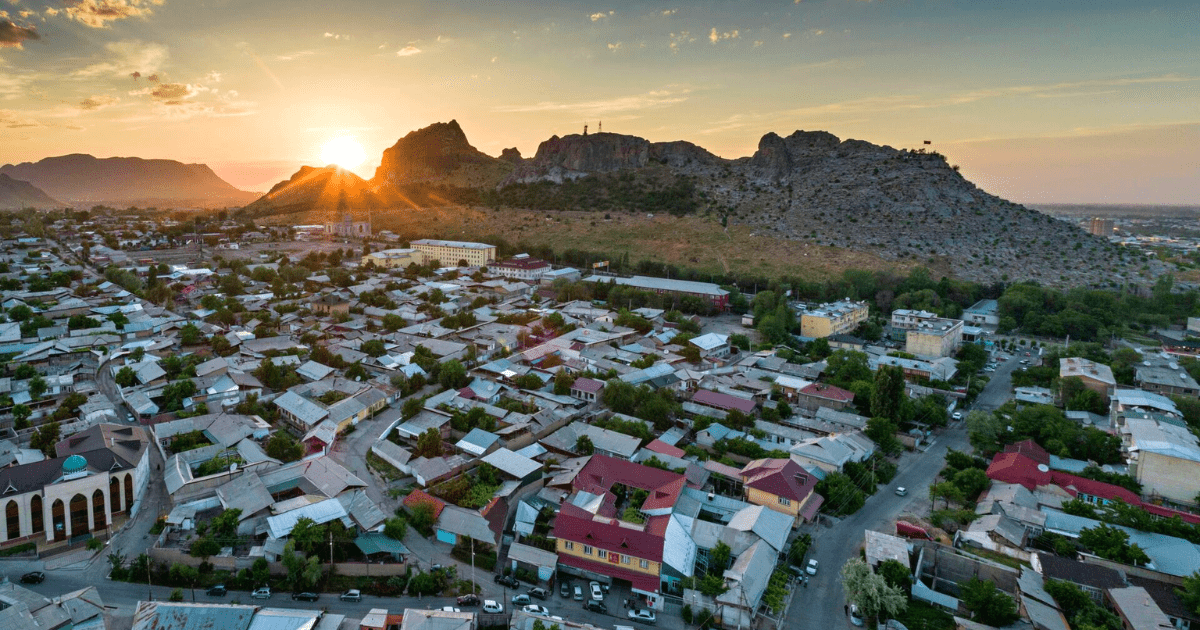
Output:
[372,120,513,189]
[0,174,61,209]
[243,165,385,219]
[0,154,258,208]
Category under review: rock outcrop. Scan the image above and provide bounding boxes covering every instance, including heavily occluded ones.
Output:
[243,166,384,218]
[0,174,61,209]
[0,154,257,208]
[373,119,512,189]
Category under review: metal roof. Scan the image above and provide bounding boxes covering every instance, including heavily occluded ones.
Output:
[131,602,256,630]
[355,532,411,556]
[266,497,349,539]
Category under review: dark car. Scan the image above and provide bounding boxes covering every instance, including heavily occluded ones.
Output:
[584,600,609,614]
[529,587,549,600]
[457,594,481,607]
[494,574,520,588]
[20,572,44,584]
[560,581,571,598]
[291,592,319,602]
[206,585,227,596]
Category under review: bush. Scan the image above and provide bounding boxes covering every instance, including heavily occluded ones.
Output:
[169,588,184,602]
[681,604,693,624]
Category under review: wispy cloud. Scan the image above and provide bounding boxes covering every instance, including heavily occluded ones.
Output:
[324,32,349,40]
[709,28,738,44]
[0,18,39,48]
[668,31,695,53]
[607,42,621,51]
[494,87,690,116]
[395,45,421,57]
[0,108,40,128]
[590,10,613,21]
[78,94,119,110]
[61,0,164,29]
[276,50,314,62]
[73,40,168,78]
[661,9,677,16]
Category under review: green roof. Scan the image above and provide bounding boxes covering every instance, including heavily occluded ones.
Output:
[354,532,410,556]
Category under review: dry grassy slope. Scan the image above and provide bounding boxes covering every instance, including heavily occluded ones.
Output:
[258,205,945,281]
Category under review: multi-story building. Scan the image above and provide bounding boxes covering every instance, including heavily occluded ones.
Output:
[800,300,869,338]
[964,299,1000,328]
[738,458,823,524]
[491,255,552,281]
[580,275,730,311]
[1134,360,1200,399]
[1059,357,1116,397]
[1088,217,1114,237]
[411,239,497,267]
[1121,416,1200,504]
[362,248,420,269]
[905,318,964,358]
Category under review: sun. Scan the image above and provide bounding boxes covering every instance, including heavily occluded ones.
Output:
[320,136,366,170]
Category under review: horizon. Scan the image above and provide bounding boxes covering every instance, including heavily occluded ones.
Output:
[1,0,1197,204]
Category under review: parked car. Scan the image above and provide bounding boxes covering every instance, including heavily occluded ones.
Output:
[529,587,549,600]
[951,411,963,421]
[849,604,864,627]
[442,607,461,613]
[495,574,520,588]
[895,487,908,497]
[512,594,532,606]
[457,594,480,606]
[340,589,362,602]
[590,581,604,601]
[806,559,819,576]
[584,600,609,614]
[206,584,226,597]
[573,586,584,601]
[291,592,319,602]
[560,582,572,598]
[251,587,271,599]
[483,600,504,614]
[20,572,45,584]
[628,609,657,624]
[523,605,551,616]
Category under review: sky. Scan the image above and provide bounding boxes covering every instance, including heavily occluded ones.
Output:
[0,0,1198,204]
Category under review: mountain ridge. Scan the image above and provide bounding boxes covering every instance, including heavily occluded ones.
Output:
[0,173,61,209]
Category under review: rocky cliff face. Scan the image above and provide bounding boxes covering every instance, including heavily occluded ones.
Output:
[244,166,383,218]
[0,173,61,209]
[373,119,512,189]
[0,154,257,208]
[504,133,725,184]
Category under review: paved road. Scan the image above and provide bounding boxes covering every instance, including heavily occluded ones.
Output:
[786,350,1015,630]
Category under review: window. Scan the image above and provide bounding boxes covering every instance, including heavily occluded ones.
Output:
[583,545,593,556]
[564,541,574,551]
[778,496,792,506]
[640,559,650,569]
[621,555,631,564]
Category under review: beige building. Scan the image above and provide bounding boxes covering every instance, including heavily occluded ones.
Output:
[411,239,496,267]
[0,424,150,550]
[362,248,419,269]
[800,300,869,339]
[905,319,964,358]
[1059,357,1116,396]
[1122,417,1200,504]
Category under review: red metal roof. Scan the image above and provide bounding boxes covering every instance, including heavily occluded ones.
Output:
[799,382,855,403]
[645,439,686,459]
[554,503,665,562]
[692,389,756,414]
[572,378,606,393]
[1002,439,1050,466]
[557,552,661,593]
[573,454,687,514]
[740,458,818,503]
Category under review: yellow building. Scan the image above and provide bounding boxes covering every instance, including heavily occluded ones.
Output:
[800,300,869,338]
[740,458,823,524]
[905,319,964,358]
[362,248,420,269]
[411,239,496,267]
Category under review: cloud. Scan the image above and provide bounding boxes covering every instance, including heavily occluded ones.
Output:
[395,45,421,57]
[130,81,195,104]
[607,42,621,51]
[276,50,314,61]
[203,71,222,83]
[62,0,164,29]
[494,87,690,116]
[590,11,613,21]
[782,33,791,38]
[809,29,825,36]
[0,19,39,48]
[78,94,119,110]
[323,32,349,40]
[709,28,738,43]
[0,109,40,128]
[661,9,677,16]
[74,40,168,78]
[668,31,695,52]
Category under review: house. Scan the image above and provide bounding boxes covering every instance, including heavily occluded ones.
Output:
[788,433,875,473]
[570,377,604,402]
[491,255,552,281]
[795,382,856,412]
[691,389,756,415]
[905,318,964,358]
[689,333,731,360]
[362,248,420,269]
[800,300,869,338]
[1060,357,1116,396]
[400,608,475,630]
[738,458,823,524]
[312,293,350,316]
[1107,586,1176,630]
[541,423,641,460]
[1135,360,1200,399]
[964,299,1000,327]
[1121,416,1200,504]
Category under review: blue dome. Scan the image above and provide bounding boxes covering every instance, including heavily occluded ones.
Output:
[63,455,87,474]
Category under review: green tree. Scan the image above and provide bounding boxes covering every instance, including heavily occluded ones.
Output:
[415,427,443,458]
[553,370,576,396]
[266,431,305,462]
[866,417,901,455]
[115,366,137,388]
[382,314,406,332]
[960,578,1019,627]
[289,517,324,557]
[170,563,200,601]
[384,516,408,541]
[180,323,202,345]
[29,375,47,400]
[361,339,386,357]
[575,435,595,455]
[439,359,468,390]
[870,365,907,419]
[14,363,37,379]
[11,404,31,430]
[189,536,220,560]
[826,350,872,388]
[930,481,965,510]
[708,541,732,575]
[951,468,991,502]
[1177,572,1200,616]
[840,558,907,623]
[210,508,242,540]
[30,422,60,457]
[409,502,436,534]
[1079,524,1151,565]
[877,559,912,594]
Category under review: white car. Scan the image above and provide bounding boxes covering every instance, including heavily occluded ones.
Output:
[895,487,908,497]
[951,411,963,421]
[482,600,504,614]
[442,607,462,613]
[806,559,819,576]
[589,581,604,601]
[251,587,271,599]
[522,605,551,616]
[849,604,864,626]
[628,608,657,625]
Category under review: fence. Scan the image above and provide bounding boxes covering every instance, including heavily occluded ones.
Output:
[146,545,412,577]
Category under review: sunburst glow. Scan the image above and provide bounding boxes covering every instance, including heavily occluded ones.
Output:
[320,137,366,170]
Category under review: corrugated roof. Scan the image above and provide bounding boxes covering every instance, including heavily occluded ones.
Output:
[266,498,349,538]
[131,602,256,630]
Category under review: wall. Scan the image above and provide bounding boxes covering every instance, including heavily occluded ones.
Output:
[1137,451,1200,504]
[555,538,660,577]
[147,546,410,576]
[744,487,799,521]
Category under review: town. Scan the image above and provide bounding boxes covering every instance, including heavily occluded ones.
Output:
[0,206,1198,630]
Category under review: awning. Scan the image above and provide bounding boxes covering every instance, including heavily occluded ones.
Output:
[558,553,660,594]
[799,495,824,522]
[355,532,410,556]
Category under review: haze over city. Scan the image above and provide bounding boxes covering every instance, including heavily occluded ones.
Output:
[1,0,1197,204]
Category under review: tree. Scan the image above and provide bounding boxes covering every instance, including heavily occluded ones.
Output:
[871,366,907,419]
[966,410,1005,453]
[382,314,405,332]
[1177,572,1200,616]
[115,366,137,388]
[14,363,37,379]
[553,370,576,396]
[11,404,31,430]
[170,563,200,601]
[960,578,1019,626]
[951,468,991,502]
[210,508,242,540]
[281,540,322,590]
[866,417,901,455]
[361,339,386,357]
[409,502,436,534]
[575,435,595,455]
[290,517,324,557]
[877,559,912,594]
[189,536,220,560]
[180,323,202,345]
[826,350,872,388]
[1079,524,1151,565]
[29,375,47,400]
[384,516,408,541]
[266,431,305,462]
[930,481,964,510]
[439,359,468,389]
[840,558,907,623]
[30,422,60,457]
[415,428,443,458]
[708,541,732,575]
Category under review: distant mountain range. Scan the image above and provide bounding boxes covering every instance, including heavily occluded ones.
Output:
[0,173,61,209]
[0,154,258,208]
[240,120,1137,286]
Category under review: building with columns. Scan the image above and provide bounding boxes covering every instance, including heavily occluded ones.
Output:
[0,423,150,549]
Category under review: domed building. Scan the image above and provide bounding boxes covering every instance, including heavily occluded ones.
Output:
[0,423,149,550]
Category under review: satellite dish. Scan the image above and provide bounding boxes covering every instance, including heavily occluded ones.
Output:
[1037,464,1050,473]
